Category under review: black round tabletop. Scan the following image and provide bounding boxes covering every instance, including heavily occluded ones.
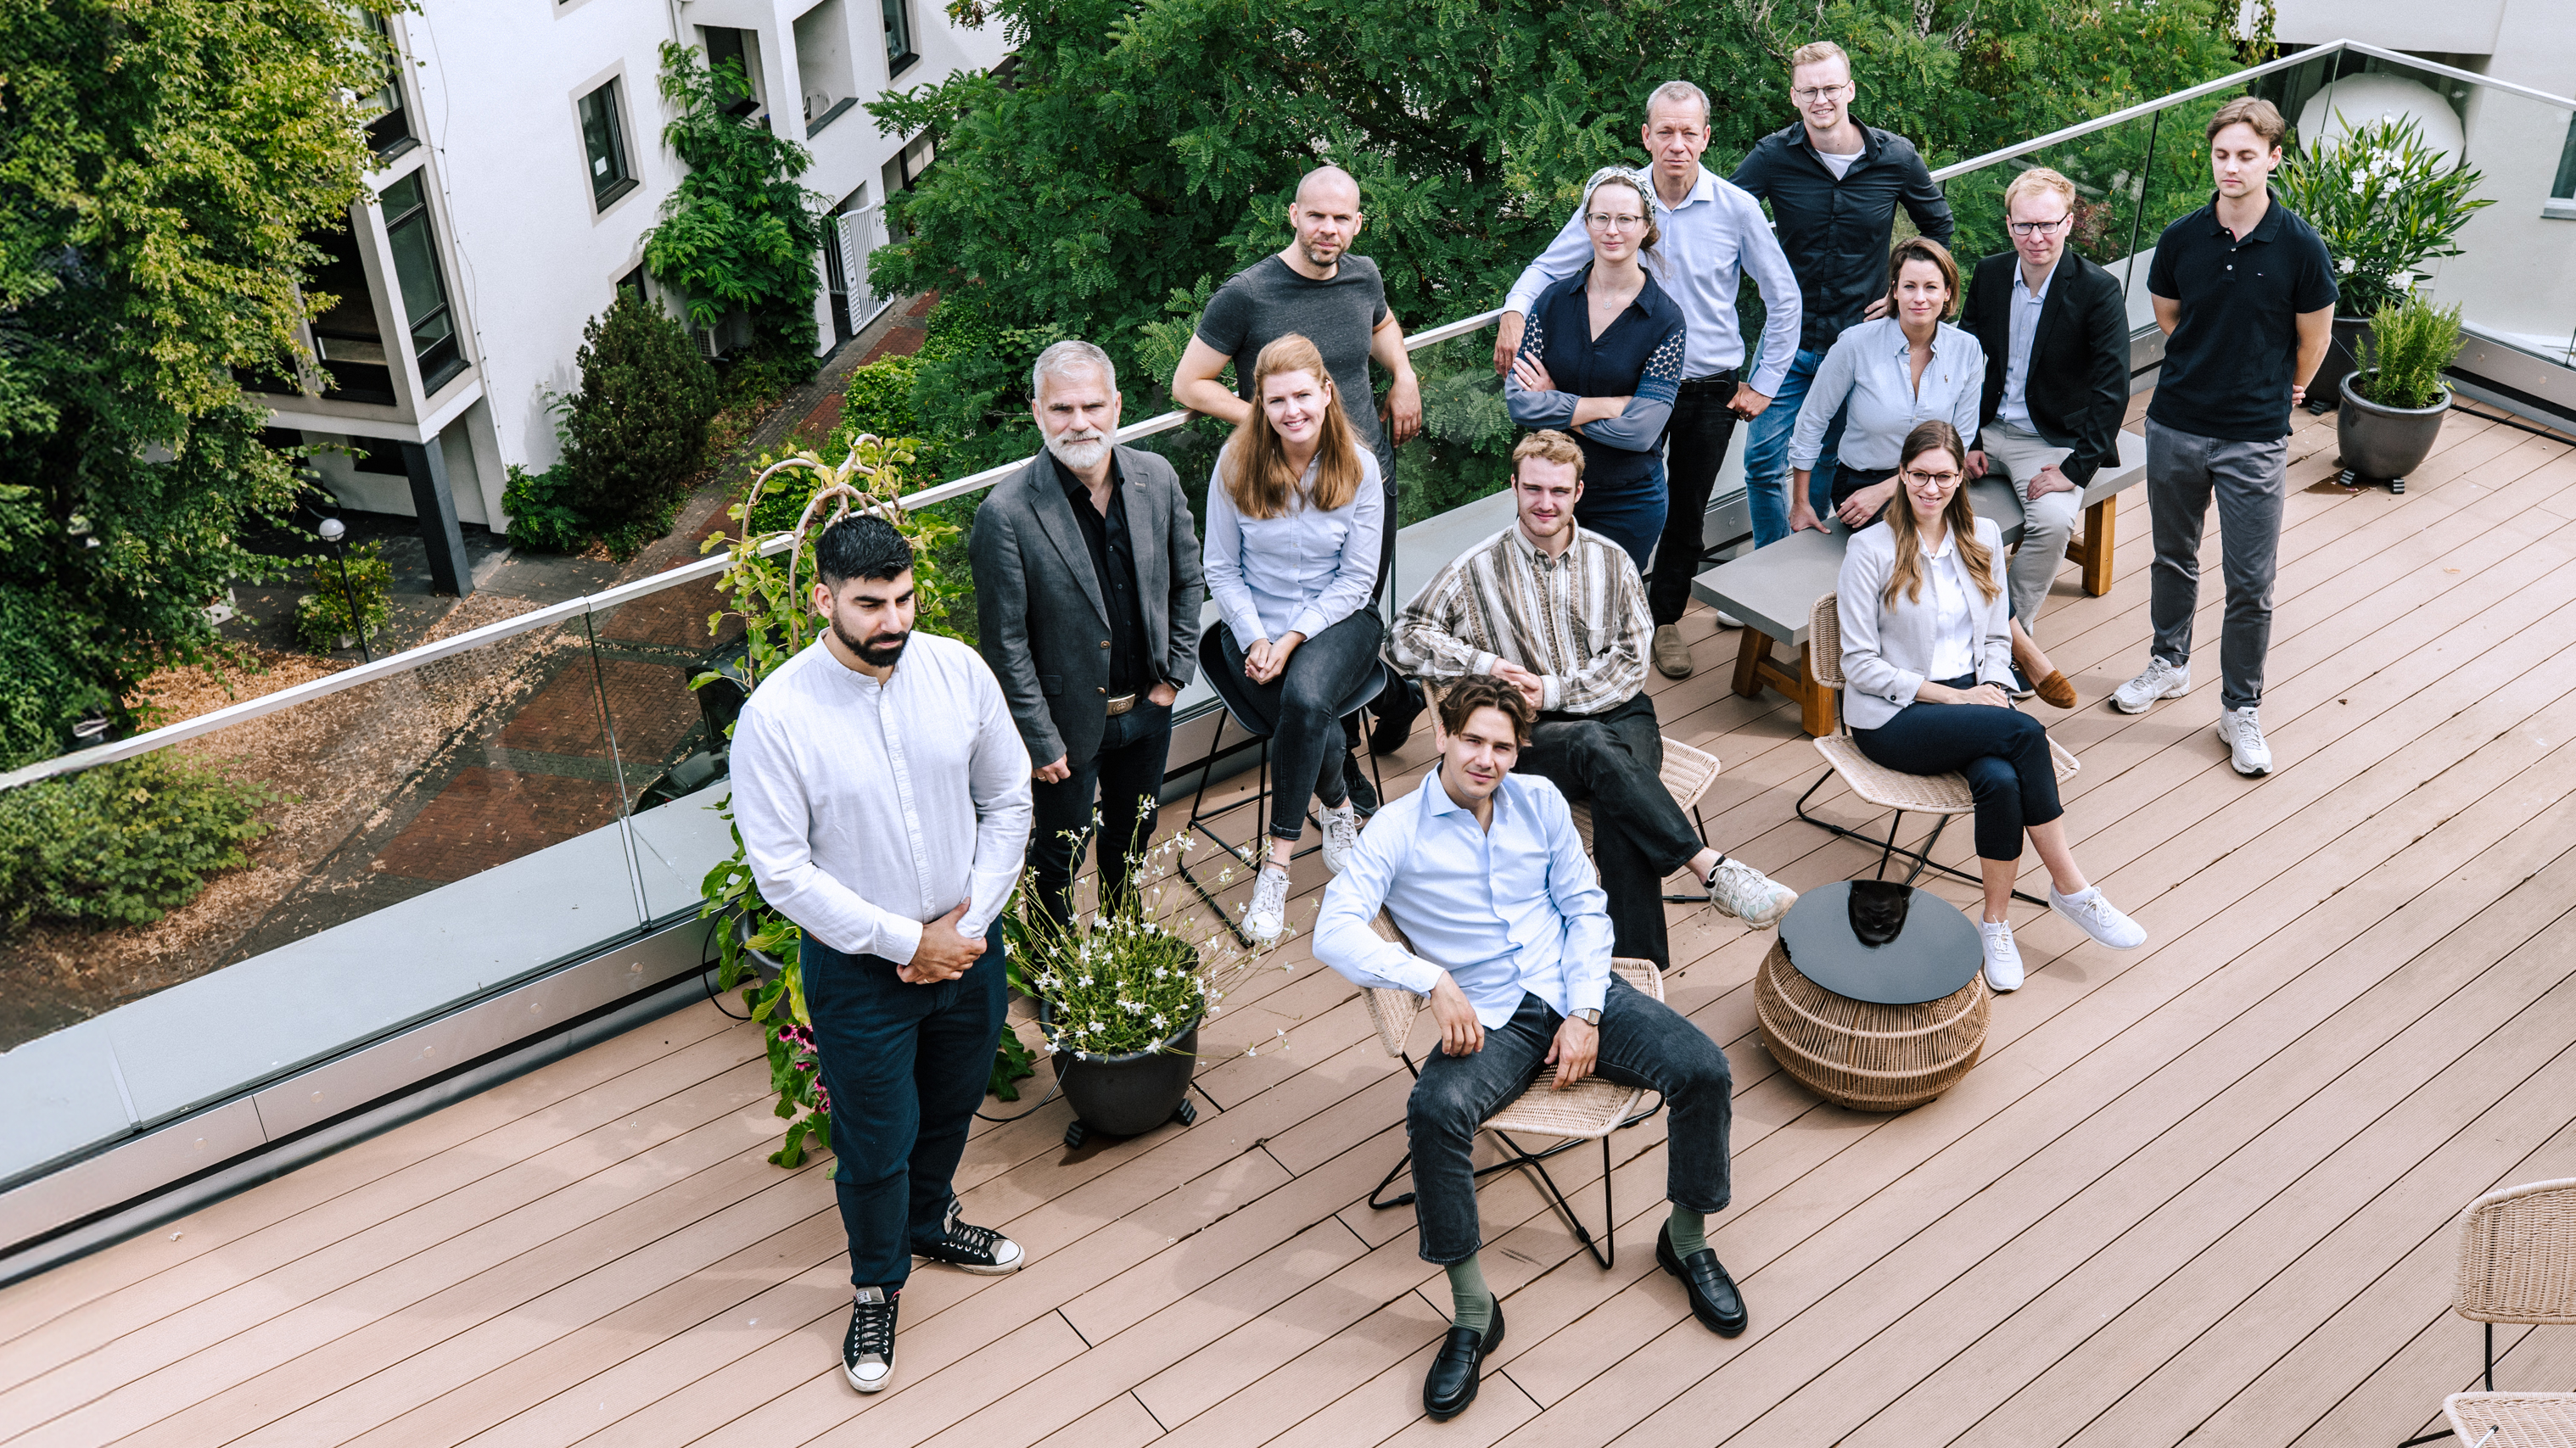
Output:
[1778,881,1982,1006]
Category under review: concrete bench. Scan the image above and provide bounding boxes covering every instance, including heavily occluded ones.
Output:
[1690,430,2148,736]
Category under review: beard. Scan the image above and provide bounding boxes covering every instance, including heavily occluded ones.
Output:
[1045,429,1111,471]
[1295,234,1345,268]
[832,613,910,668]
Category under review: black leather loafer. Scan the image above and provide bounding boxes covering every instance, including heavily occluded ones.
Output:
[1422,1298,1504,1421]
[1657,1222,1748,1337]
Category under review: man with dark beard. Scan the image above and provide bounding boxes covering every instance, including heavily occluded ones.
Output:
[972,338,1205,928]
[728,513,1034,1396]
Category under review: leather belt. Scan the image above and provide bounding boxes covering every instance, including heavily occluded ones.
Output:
[1676,370,1741,396]
[1103,692,1138,717]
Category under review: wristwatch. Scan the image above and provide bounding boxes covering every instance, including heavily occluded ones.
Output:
[1573,1009,1602,1026]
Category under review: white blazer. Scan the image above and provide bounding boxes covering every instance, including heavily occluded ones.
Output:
[1834,516,2015,732]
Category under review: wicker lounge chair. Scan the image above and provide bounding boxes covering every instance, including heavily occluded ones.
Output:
[2401,1177,2576,1445]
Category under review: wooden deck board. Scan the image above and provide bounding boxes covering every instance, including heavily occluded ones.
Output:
[6,405,2573,1448]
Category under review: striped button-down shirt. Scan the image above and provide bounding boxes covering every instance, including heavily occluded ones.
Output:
[1392,522,1649,717]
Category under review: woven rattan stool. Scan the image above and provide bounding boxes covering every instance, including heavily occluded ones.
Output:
[1755,881,1989,1112]
[2441,1393,2576,1446]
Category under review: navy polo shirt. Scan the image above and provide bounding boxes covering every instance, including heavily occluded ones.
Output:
[2145,193,2338,442]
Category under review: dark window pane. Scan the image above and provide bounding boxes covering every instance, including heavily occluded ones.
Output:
[380,171,466,394]
[882,0,915,73]
[2555,115,2576,201]
[580,80,631,207]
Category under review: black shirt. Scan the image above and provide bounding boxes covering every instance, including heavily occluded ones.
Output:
[1052,451,1151,697]
[2145,193,2338,442]
[1730,120,1955,354]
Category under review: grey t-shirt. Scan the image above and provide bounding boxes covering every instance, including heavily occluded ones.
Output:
[1195,253,1392,453]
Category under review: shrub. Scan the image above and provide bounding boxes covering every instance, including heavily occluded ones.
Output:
[2274,115,2495,320]
[294,540,392,652]
[560,290,721,537]
[2360,293,2466,411]
[642,41,827,359]
[0,753,284,932]
[501,463,589,553]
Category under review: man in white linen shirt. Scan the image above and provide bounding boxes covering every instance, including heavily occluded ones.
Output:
[729,514,1033,1396]
[1313,675,1748,1424]
[1496,79,1803,680]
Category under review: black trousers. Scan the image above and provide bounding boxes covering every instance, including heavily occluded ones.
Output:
[1648,377,1743,627]
[1851,674,2063,861]
[1027,700,1173,925]
[1519,692,1705,968]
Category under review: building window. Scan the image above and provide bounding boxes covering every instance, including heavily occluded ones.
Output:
[617,265,649,306]
[379,171,468,394]
[357,10,417,159]
[703,27,764,117]
[578,78,637,210]
[2551,115,2576,221]
[309,221,395,405]
[882,0,918,78]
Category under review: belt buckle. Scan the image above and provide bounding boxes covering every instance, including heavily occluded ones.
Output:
[1104,693,1138,717]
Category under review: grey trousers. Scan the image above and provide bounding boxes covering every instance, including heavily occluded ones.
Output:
[1981,422,2080,634]
[2144,416,2288,710]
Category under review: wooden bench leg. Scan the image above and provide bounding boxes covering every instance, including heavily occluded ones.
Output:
[1731,625,1768,699]
[1794,644,1837,737]
[1739,635,1837,737]
[2071,495,2116,597]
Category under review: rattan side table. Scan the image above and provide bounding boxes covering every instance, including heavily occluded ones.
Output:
[1756,882,1990,1112]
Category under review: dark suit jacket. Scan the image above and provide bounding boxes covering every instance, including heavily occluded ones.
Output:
[1961,250,2130,489]
[970,445,1205,769]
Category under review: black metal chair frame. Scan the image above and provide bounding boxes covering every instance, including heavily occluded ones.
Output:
[2395,1322,2498,1447]
[1793,769,2047,908]
[1175,672,1388,950]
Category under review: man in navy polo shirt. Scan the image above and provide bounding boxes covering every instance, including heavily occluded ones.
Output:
[2112,96,2335,780]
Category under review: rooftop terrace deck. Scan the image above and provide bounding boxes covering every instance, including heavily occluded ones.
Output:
[6,397,2576,1448]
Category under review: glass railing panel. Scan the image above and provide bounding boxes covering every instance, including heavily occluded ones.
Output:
[1395,326,1515,530]
[590,579,752,923]
[1939,111,2168,300]
[2410,81,2576,366]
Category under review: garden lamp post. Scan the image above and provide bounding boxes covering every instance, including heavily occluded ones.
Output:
[316,517,372,663]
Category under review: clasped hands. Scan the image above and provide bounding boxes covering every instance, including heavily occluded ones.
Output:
[1427,971,1599,1091]
[1242,634,1305,685]
[899,901,984,984]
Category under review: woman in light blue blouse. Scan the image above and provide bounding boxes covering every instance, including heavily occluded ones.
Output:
[1203,333,1386,944]
[1787,236,1984,534]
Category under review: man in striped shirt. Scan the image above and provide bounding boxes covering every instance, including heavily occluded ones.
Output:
[1394,431,1796,969]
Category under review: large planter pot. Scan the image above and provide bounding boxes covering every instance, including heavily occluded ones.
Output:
[729,909,788,985]
[2337,370,2450,495]
[2309,315,2375,415]
[1042,1001,1201,1149]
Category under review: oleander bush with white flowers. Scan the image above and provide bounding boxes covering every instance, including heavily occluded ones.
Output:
[2272,113,2493,320]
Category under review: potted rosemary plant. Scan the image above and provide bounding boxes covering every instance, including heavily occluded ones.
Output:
[2337,293,2465,494]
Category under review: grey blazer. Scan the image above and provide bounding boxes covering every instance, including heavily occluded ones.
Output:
[1834,516,2014,732]
[970,445,1206,769]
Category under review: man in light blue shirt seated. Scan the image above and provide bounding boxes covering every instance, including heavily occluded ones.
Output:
[1312,674,1748,1423]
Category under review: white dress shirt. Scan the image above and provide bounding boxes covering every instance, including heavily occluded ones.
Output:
[1504,164,1802,394]
[729,632,1033,964]
[1201,446,1385,649]
[1789,316,1986,472]
[1920,529,1974,680]
[1998,260,2057,431]
[1313,769,1614,1028]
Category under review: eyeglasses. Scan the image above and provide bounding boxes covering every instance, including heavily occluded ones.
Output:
[1792,83,1850,103]
[2008,215,2073,237]
[1584,211,1647,232]
[1901,468,1962,488]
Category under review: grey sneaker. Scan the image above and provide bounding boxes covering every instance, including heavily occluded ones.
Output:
[1706,858,1796,928]
[1243,864,1291,944]
[2111,657,2189,714]
[1979,918,2024,992]
[845,1287,896,1393]
[2048,886,2147,950]
[2215,705,2272,776]
[1318,800,1361,873]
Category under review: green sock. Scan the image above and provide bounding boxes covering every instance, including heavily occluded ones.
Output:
[1445,1255,1494,1333]
[1667,1206,1709,1259]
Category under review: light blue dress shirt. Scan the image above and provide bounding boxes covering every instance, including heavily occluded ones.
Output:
[1505,164,1803,396]
[1313,769,1615,1029]
[1201,446,1386,649]
[1998,261,2057,431]
[1789,316,1986,472]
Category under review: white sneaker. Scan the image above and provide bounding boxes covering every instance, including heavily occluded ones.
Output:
[1979,918,2024,992]
[2048,886,2146,950]
[1715,610,1744,629]
[1706,858,1796,928]
[2111,657,2189,714]
[1318,800,1361,873]
[2215,705,2272,777]
[1243,865,1291,944]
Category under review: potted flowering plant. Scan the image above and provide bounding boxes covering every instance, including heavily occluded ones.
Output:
[1015,805,1296,1148]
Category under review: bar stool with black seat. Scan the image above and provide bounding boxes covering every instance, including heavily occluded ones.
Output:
[1177,620,1388,947]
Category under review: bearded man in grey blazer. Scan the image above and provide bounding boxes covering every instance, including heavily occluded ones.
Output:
[972,340,1206,928]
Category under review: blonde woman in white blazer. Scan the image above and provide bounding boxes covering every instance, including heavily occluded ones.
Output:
[1834,421,2144,991]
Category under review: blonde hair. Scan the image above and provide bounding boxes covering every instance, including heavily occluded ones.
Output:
[2002,166,2077,215]
[1512,428,1585,480]
[2207,95,2288,149]
[1881,421,2000,609]
[1884,235,1963,321]
[1220,333,1366,520]
[1789,40,1851,74]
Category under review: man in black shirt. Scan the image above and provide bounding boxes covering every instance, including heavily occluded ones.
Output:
[2112,97,2336,781]
[1732,39,1955,550]
[972,340,1207,926]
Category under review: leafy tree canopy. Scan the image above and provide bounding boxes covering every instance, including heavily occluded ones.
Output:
[0,0,386,767]
[867,0,2241,473]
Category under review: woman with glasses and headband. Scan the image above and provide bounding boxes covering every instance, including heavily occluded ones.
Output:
[1835,421,2145,992]
[1504,166,1685,572]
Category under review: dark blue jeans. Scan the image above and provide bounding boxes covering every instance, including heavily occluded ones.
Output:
[1028,698,1173,925]
[1575,454,1668,576]
[1851,674,2064,861]
[804,932,1008,1292]
[1406,977,1733,1264]
[1742,348,1845,548]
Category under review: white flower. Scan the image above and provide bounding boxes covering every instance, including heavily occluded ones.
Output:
[2338,256,2356,274]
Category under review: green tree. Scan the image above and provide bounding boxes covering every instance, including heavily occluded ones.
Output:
[561,289,723,540]
[865,0,2238,476]
[0,0,386,766]
[643,42,829,362]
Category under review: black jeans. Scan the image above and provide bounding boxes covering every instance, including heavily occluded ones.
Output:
[1407,978,1733,1264]
[804,932,1008,1292]
[1648,378,1743,627]
[1028,698,1173,926]
[1520,692,1705,968]
[1851,674,2063,861]
[1217,610,1381,842]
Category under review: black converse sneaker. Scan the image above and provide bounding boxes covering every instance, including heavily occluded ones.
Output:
[916,1199,1025,1275]
[845,1286,897,1393]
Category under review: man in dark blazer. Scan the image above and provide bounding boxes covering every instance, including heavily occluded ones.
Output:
[972,339,1205,928]
[1962,165,2131,635]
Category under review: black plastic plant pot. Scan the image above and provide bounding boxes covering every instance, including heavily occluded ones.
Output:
[2337,370,2449,494]
[729,909,788,985]
[1041,1002,1201,1147]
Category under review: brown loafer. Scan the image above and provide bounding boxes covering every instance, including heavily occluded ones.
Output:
[2035,670,2078,709]
[1653,623,1694,679]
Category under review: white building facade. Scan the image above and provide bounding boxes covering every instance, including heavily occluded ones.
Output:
[251,0,1005,592]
